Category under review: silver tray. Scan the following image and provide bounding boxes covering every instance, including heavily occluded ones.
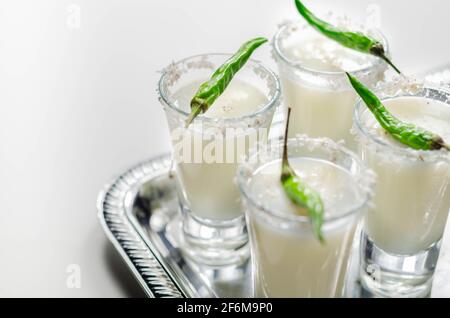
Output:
[97,66,450,298]
[97,154,253,298]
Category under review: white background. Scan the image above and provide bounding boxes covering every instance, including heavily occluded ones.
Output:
[0,0,449,297]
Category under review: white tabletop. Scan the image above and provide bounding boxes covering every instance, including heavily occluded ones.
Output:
[0,0,449,297]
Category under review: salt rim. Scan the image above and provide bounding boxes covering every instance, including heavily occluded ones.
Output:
[272,17,389,77]
[353,75,450,163]
[157,53,282,129]
[424,64,450,88]
[236,134,376,225]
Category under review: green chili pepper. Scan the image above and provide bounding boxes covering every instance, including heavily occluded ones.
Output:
[185,37,268,127]
[294,0,401,74]
[347,73,450,151]
[281,108,325,243]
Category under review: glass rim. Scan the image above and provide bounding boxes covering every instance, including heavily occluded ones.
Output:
[272,20,389,77]
[353,85,450,162]
[158,53,281,124]
[237,135,374,226]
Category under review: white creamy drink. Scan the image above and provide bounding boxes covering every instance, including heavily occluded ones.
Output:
[247,158,364,297]
[274,23,387,149]
[171,79,270,221]
[359,96,450,255]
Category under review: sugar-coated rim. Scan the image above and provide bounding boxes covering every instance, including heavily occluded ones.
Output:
[158,53,281,124]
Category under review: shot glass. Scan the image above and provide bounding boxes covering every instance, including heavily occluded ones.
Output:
[273,20,388,149]
[158,54,281,266]
[237,136,373,297]
[354,83,450,297]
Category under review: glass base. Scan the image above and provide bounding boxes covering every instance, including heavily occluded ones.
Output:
[360,232,440,298]
[180,205,250,267]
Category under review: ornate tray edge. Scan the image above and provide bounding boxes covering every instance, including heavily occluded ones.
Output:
[96,154,185,298]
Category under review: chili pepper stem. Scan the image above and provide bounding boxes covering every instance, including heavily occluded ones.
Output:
[369,44,402,74]
[442,143,450,151]
[379,54,402,75]
[281,108,295,181]
[185,104,202,128]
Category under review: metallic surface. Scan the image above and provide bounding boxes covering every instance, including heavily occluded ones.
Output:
[97,155,252,298]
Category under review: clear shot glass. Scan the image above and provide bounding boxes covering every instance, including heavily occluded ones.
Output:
[158,54,281,266]
[273,20,388,149]
[237,136,373,297]
[354,83,450,297]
